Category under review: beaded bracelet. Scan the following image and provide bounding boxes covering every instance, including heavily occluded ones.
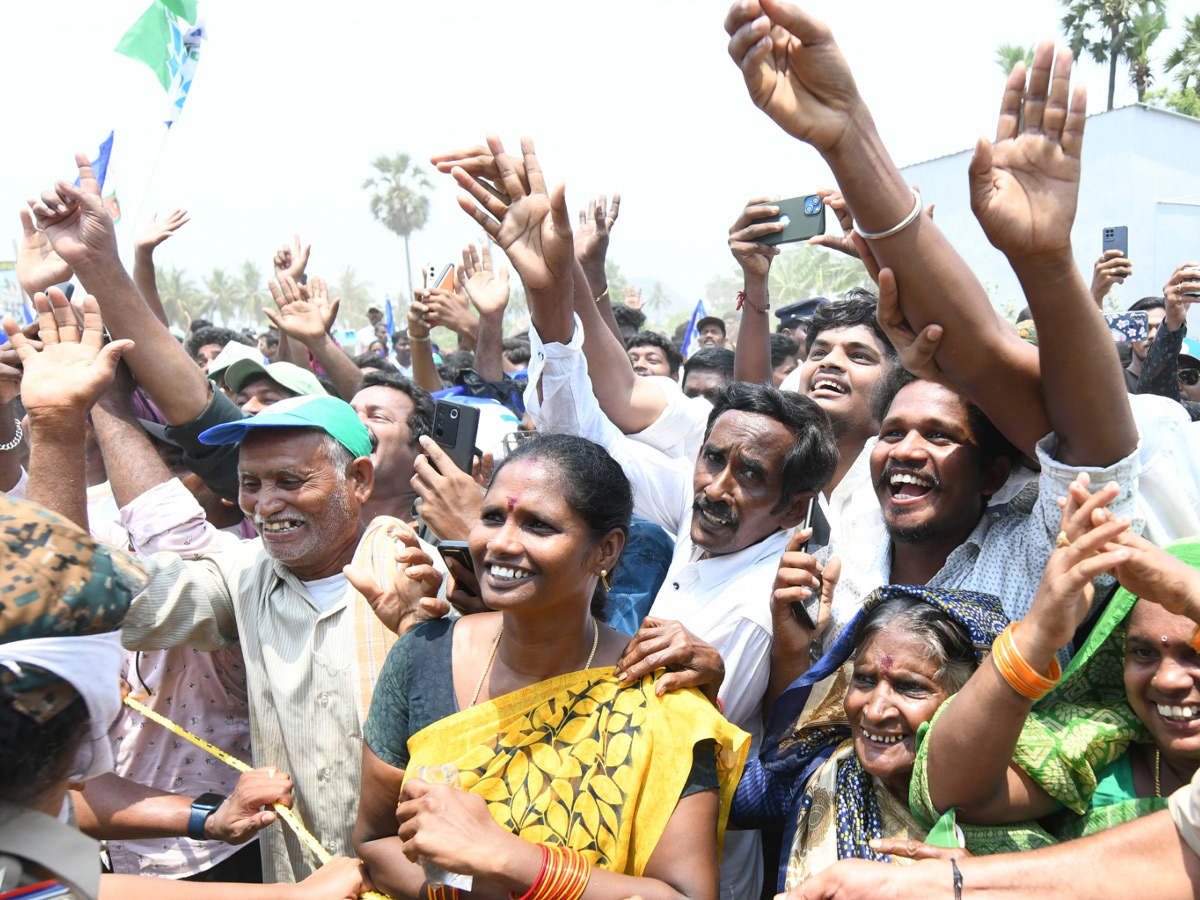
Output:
[991,623,1061,701]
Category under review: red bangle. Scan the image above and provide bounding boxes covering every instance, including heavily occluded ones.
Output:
[736,290,769,314]
[715,697,724,714]
[510,844,551,900]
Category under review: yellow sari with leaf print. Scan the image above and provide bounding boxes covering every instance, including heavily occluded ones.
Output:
[403,668,749,875]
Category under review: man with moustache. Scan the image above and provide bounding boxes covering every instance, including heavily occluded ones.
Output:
[525,317,838,900]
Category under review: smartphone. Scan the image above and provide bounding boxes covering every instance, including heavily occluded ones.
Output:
[438,540,475,575]
[425,263,455,293]
[1102,226,1128,258]
[1105,310,1149,343]
[790,498,819,630]
[432,400,480,473]
[758,195,826,246]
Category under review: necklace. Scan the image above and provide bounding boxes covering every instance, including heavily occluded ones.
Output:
[1155,748,1162,798]
[469,615,600,707]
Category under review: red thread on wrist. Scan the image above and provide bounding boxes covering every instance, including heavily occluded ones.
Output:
[735,291,769,314]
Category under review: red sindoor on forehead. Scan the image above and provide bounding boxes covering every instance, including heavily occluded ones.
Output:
[878,654,894,670]
[507,496,518,512]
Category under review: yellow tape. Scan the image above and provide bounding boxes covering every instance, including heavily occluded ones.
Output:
[123,695,392,900]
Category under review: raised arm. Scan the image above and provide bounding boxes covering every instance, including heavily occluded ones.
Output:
[459,242,510,383]
[924,477,1131,822]
[724,0,1049,455]
[28,154,212,425]
[132,209,190,327]
[574,193,625,344]
[2,289,132,529]
[728,196,783,385]
[406,299,444,394]
[968,44,1135,465]
[265,274,362,400]
[271,235,312,367]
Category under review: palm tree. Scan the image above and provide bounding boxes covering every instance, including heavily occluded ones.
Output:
[202,267,242,326]
[996,43,1035,75]
[155,264,201,328]
[705,247,868,313]
[1166,14,1200,90]
[363,153,432,300]
[238,260,270,327]
[332,264,374,326]
[1060,0,1165,110]
[1126,7,1167,101]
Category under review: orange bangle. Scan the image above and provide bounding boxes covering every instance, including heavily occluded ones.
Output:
[1190,624,1200,654]
[516,846,590,900]
[991,623,1061,701]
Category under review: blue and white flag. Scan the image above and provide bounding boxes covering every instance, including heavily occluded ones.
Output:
[384,293,396,337]
[681,299,707,359]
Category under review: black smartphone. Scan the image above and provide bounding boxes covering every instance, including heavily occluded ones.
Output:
[438,540,475,575]
[432,400,480,474]
[790,498,819,630]
[758,195,826,246]
[1102,225,1128,258]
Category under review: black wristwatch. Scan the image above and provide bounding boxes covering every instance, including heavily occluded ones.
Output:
[187,792,226,840]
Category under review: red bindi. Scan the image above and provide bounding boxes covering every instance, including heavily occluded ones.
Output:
[507,496,518,512]
[879,655,894,670]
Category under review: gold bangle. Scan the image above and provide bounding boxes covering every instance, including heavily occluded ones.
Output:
[594,286,609,304]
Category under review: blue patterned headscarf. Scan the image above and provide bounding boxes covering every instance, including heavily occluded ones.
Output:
[761,585,1010,863]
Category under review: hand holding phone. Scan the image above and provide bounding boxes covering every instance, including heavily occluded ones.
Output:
[432,400,480,474]
[757,194,827,246]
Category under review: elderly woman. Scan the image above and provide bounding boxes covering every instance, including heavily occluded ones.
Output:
[914,477,1200,839]
[731,584,1053,891]
[354,434,747,900]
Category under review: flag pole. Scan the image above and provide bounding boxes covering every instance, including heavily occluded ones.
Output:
[119,121,171,262]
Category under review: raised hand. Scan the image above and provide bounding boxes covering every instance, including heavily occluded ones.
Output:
[459,243,510,319]
[724,0,864,152]
[1162,262,1200,330]
[431,144,529,206]
[135,209,191,253]
[273,234,312,283]
[16,207,71,296]
[265,274,338,347]
[1090,249,1132,304]
[728,196,784,278]
[1105,529,1200,622]
[343,525,448,635]
[28,153,119,272]
[421,287,477,337]
[452,136,573,295]
[574,193,621,279]
[968,43,1086,261]
[2,289,133,422]
[623,285,644,310]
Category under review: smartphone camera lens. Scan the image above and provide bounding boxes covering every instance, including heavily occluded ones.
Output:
[435,427,444,437]
[449,408,459,419]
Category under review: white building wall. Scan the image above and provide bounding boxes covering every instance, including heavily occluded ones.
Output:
[901,104,1200,332]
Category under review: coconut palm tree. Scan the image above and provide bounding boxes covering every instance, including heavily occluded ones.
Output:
[996,43,1035,75]
[1060,0,1165,110]
[1166,14,1200,90]
[155,264,201,328]
[363,153,432,300]
[705,246,868,313]
[201,267,242,326]
[1126,7,1167,101]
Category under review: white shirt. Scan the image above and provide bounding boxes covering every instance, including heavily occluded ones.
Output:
[627,375,712,462]
[526,318,768,900]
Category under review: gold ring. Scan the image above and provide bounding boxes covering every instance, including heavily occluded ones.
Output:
[1055,531,1070,549]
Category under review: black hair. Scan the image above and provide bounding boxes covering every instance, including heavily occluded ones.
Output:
[491,433,633,617]
[1015,307,1033,324]
[0,689,88,806]
[803,291,896,359]
[1129,296,1166,313]
[704,381,839,511]
[357,370,434,447]
[855,595,979,691]
[258,330,280,346]
[352,352,391,371]
[626,330,684,375]
[683,347,735,382]
[189,318,213,333]
[185,326,253,362]
[770,332,801,370]
[611,303,647,332]
[438,350,476,388]
[502,337,532,367]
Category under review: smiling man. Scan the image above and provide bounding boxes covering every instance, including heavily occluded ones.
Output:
[117,395,448,883]
[526,317,837,900]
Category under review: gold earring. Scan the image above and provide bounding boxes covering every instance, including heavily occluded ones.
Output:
[600,569,610,592]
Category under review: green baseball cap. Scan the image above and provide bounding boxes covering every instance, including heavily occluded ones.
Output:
[198,395,373,459]
[224,359,327,398]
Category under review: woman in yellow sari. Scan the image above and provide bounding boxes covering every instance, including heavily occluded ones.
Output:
[354,434,748,900]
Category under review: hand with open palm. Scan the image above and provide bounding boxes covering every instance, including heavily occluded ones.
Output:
[28,153,119,273]
[724,0,864,153]
[16,208,71,296]
[969,43,1086,262]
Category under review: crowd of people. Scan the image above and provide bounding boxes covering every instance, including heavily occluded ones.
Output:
[3,1,1200,899]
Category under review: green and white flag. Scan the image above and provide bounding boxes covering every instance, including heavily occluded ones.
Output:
[116,0,205,125]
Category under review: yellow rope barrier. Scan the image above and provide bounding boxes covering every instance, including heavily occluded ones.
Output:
[123,695,392,900]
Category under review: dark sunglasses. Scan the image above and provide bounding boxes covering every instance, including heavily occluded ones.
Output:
[1179,367,1200,387]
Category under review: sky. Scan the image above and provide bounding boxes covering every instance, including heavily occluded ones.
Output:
[1,0,1197,326]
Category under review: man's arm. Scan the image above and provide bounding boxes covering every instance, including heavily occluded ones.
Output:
[132,210,190,327]
[728,197,783,385]
[1137,263,1200,401]
[264,275,362,400]
[28,154,213,426]
[459,243,509,383]
[406,300,444,393]
[574,193,625,345]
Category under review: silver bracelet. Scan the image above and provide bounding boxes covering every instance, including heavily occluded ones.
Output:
[0,418,22,452]
[854,187,923,240]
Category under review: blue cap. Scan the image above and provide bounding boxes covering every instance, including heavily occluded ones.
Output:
[1181,337,1200,367]
[198,395,372,459]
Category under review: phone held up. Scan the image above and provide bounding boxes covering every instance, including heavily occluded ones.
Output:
[758,195,827,246]
[790,498,820,631]
[432,399,480,475]
[1101,225,1128,259]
